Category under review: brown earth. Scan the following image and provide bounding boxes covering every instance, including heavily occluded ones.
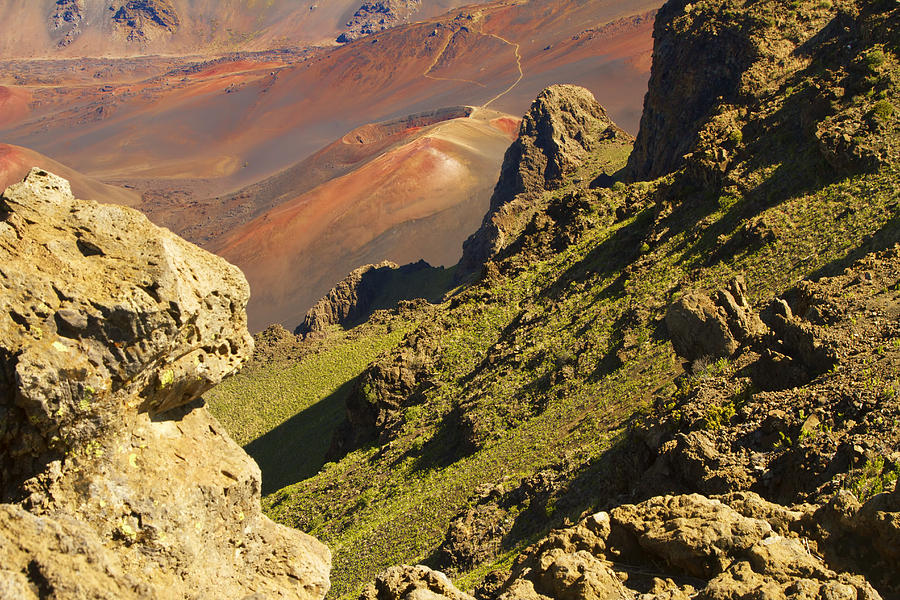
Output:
[212,108,518,331]
[0,0,659,329]
[0,143,140,208]
[0,0,493,58]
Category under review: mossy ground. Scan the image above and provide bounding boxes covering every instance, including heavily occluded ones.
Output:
[207,0,900,596]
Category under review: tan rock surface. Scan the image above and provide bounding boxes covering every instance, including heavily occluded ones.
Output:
[0,169,330,599]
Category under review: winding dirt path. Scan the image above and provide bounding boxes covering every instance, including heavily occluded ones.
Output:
[481,33,523,108]
[423,32,488,88]
[420,24,524,99]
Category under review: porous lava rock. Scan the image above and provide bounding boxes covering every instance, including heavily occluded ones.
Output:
[489,493,881,600]
[360,565,474,600]
[0,169,330,599]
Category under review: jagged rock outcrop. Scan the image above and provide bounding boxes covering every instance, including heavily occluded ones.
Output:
[297,260,436,336]
[624,0,756,181]
[111,0,180,42]
[0,169,330,599]
[337,0,421,43]
[300,261,400,335]
[456,85,633,282]
[491,493,881,600]
[665,276,766,363]
[435,471,565,572]
[51,0,85,47]
[361,565,474,600]
[329,328,437,456]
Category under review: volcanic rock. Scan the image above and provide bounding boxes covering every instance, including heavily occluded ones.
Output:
[665,276,766,363]
[111,0,181,43]
[457,85,632,282]
[0,169,330,599]
[490,493,881,600]
[52,0,85,47]
[361,565,474,600]
[337,0,421,43]
[297,259,437,336]
[624,0,756,180]
[329,329,437,456]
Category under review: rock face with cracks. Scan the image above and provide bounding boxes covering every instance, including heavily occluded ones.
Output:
[457,85,632,282]
[0,169,330,599]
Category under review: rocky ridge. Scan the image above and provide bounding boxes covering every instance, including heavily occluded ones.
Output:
[0,169,329,598]
[111,0,181,43]
[273,0,900,595]
[297,260,440,337]
[456,84,633,282]
[337,0,421,43]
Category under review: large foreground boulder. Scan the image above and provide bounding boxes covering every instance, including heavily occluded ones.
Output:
[490,493,881,600]
[0,169,330,599]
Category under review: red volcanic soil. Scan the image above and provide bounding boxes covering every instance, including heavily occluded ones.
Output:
[139,106,480,244]
[0,144,140,207]
[0,0,659,191]
[489,116,520,138]
[0,87,31,128]
[210,108,518,330]
[0,0,660,329]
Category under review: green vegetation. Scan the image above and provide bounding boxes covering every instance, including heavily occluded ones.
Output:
[848,456,900,502]
[873,99,895,121]
[207,0,900,596]
[207,319,412,491]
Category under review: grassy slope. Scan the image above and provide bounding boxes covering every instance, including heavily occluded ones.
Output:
[207,318,414,493]
[209,0,900,596]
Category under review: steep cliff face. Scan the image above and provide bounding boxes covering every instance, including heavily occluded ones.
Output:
[627,0,900,181]
[456,85,633,282]
[0,169,330,599]
[624,0,756,180]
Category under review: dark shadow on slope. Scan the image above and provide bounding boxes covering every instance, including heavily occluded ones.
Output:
[807,211,900,281]
[406,405,468,472]
[297,261,455,335]
[543,208,656,303]
[245,377,356,495]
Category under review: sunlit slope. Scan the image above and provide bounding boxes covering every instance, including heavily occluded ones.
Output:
[212,108,518,330]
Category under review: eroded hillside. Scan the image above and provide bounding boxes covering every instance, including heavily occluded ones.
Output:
[207,0,900,596]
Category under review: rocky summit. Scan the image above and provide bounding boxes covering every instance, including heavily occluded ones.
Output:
[457,84,633,282]
[0,169,330,599]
